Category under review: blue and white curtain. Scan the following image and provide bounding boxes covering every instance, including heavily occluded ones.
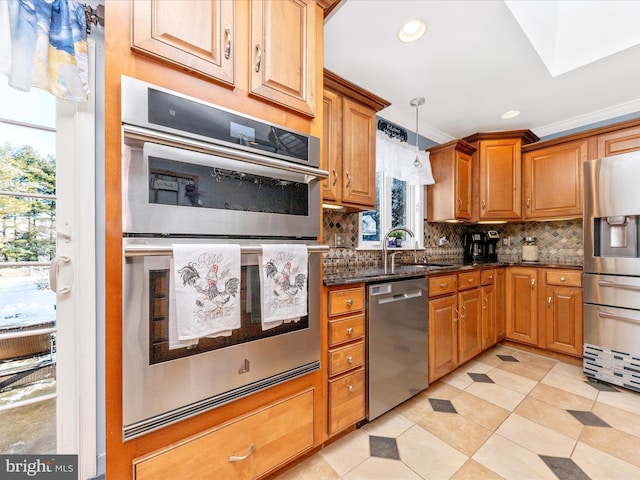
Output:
[0,0,89,102]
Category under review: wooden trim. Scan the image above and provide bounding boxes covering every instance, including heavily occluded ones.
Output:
[500,340,582,366]
[319,0,342,16]
[522,117,640,152]
[463,129,539,145]
[427,139,477,156]
[323,69,391,112]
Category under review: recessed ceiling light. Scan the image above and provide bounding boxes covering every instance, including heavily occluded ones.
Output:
[398,19,426,43]
[501,110,521,119]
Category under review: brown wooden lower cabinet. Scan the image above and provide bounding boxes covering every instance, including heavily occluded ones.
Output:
[133,389,314,480]
[506,267,583,357]
[541,269,583,356]
[494,268,506,341]
[428,293,458,382]
[328,368,365,435]
[506,267,538,345]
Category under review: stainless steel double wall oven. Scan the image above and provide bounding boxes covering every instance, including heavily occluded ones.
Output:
[583,152,640,392]
[120,76,327,440]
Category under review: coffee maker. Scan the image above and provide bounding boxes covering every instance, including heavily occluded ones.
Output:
[463,230,500,262]
[463,232,487,262]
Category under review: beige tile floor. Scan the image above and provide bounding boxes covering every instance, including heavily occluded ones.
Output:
[276,344,640,480]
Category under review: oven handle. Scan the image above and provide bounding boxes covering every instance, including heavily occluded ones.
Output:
[124,244,329,258]
[123,124,329,180]
[598,279,640,292]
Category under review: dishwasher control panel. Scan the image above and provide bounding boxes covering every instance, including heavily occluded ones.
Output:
[369,284,392,296]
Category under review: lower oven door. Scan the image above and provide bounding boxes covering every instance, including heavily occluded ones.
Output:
[122,237,322,440]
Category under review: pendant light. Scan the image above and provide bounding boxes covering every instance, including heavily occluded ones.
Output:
[410,97,425,168]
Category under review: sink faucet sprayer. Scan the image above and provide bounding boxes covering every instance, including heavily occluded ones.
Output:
[382,226,417,273]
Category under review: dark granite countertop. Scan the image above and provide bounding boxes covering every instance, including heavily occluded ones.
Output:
[323,261,583,286]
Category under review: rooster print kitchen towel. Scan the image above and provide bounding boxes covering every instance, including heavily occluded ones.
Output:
[173,244,241,340]
[260,244,308,329]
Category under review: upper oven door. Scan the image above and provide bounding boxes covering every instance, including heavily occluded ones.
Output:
[123,129,325,238]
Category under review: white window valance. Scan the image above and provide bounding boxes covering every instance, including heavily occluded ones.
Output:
[376,130,435,185]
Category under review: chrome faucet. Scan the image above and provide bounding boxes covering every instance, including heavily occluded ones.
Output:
[383,226,417,273]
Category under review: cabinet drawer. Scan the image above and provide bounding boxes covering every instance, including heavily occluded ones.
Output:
[134,389,314,480]
[458,271,481,290]
[328,287,365,316]
[329,341,365,377]
[328,314,364,347]
[481,269,496,285]
[428,275,457,297]
[328,368,365,435]
[545,270,582,287]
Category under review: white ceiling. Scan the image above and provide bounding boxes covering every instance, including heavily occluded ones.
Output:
[323,0,640,144]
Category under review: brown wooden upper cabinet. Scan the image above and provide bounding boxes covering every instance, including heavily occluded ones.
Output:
[132,0,318,116]
[463,130,539,222]
[132,0,235,84]
[427,140,476,222]
[322,70,390,210]
[596,124,640,158]
[522,139,587,220]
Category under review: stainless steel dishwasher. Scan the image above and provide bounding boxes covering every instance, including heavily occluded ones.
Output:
[367,276,428,421]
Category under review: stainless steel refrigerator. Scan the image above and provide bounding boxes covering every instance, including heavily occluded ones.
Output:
[583,151,640,392]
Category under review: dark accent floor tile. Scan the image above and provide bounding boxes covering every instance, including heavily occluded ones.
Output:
[567,410,611,427]
[369,435,400,460]
[497,355,519,362]
[584,379,619,392]
[428,398,458,414]
[468,372,494,383]
[539,455,590,480]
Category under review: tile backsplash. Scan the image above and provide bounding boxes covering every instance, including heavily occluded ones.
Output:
[322,210,583,267]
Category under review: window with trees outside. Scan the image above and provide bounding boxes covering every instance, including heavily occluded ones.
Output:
[359,171,424,250]
[0,76,57,453]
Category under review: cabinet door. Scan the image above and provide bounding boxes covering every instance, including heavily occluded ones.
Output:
[428,295,458,382]
[523,140,586,220]
[506,268,538,345]
[458,288,482,364]
[132,0,234,85]
[597,125,640,158]
[322,89,342,202]
[481,283,496,350]
[134,389,314,480]
[479,139,522,220]
[456,151,473,220]
[494,268,506,341]
[341,97,377,207]
[250,0,316,116]
[543,285,583,357]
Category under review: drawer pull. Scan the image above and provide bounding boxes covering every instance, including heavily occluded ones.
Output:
[560,276,566,282]
[224,28,231,59]
[347,327,354,335]
[548,296,552,306]
[439,282,448,288]
[229,444,257,462]
[347,385,354,392]
[488,275,493,279]
[347,356,354,363]
[468,278,474,283]
[347,299,353,307]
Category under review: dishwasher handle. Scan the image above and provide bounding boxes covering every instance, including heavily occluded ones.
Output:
[377,289,423,305]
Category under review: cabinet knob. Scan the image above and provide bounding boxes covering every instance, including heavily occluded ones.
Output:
[468,278,474,283]
[560,276,566,282]
[347,327,354,335]
[347,385,354,392]
[488,275,493,279]
[347,299,353,306]
[347,356,354,364]
[440,282,448,288]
